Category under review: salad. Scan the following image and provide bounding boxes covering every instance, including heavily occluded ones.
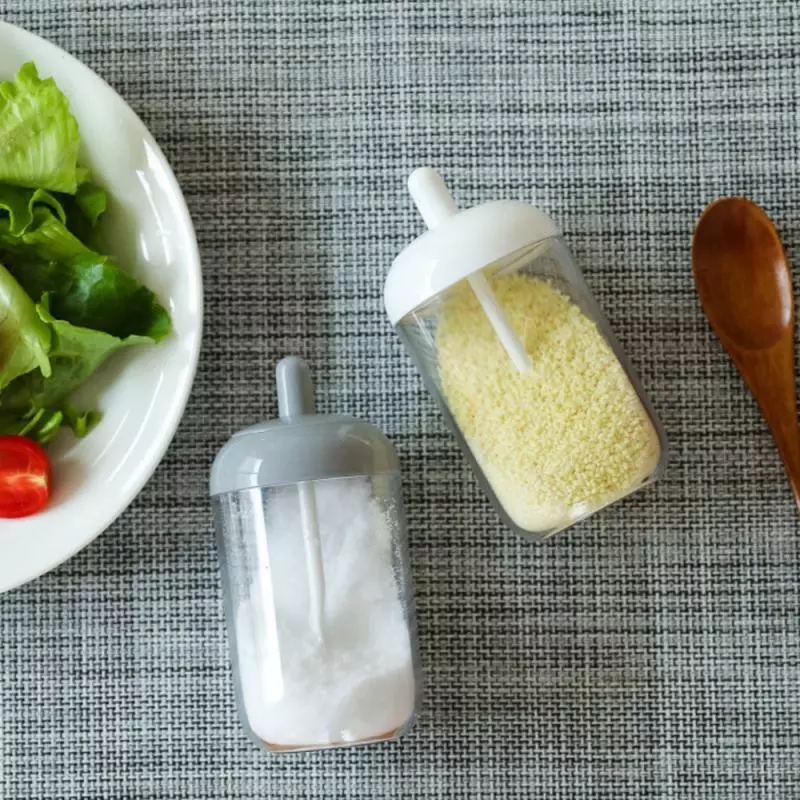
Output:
[0,63,171,516]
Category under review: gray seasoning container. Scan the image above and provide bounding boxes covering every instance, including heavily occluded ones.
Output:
[210,357,420,753]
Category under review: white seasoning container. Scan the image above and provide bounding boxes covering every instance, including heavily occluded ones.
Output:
[210,356,420,752]
[384,167,667,540]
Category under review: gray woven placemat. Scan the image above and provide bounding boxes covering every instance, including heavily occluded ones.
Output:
[2,1,800,798]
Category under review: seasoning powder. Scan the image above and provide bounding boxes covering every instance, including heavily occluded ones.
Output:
[436,273,660,532]
[235,476,416,749]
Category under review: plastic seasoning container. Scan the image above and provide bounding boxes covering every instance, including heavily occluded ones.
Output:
[210,356,420,753]
[384,167,667,539]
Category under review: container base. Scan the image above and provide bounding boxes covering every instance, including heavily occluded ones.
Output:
[259,725,403,753]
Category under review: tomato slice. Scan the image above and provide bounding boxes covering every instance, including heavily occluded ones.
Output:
[0,436,51,519]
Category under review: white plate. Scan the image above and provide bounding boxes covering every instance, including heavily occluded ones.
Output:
[0,23,203,593]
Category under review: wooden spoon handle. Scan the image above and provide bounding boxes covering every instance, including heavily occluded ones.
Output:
[770,420,800,512]
[729,334,800,510]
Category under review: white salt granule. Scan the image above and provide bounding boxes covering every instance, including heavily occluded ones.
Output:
[235,476,416,749]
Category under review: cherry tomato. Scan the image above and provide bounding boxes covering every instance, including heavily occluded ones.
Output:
[0,436,51,519]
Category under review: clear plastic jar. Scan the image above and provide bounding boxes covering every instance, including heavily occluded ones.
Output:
[385,169,666,539]
[211,358,420,752]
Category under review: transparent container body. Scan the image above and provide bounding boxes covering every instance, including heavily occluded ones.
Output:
[214,473,420,753]
[397,237,667,540]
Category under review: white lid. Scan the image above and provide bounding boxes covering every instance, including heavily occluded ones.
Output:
[384,167,561,324]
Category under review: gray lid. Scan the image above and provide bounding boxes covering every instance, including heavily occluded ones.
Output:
[209,356,399,496]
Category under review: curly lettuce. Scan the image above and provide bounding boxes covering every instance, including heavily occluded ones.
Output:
[0,63,85,193]
[0,62,171,445]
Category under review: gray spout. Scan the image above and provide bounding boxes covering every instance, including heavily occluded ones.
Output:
[276,356,316,420]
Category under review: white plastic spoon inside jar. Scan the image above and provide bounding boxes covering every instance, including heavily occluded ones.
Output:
[407,167,532,374]
[276,357,326,643]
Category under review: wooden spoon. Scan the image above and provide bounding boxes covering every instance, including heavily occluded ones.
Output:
[692,197,800,510]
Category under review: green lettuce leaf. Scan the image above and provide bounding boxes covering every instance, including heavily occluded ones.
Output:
[0,66,171,446]
[0,298,151,418]
[0,206,169,342]
[0,262,51,392]
[6,248,170,340]
[0,63,83,194]
[72,181,106,227]
[0,206,89,262]
[0,183,66,235]
[0,406,64,445]
[0,403,101,445]
[55,181,107,245]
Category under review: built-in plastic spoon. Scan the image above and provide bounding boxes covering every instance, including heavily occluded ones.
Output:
[276,356,326,641]
[408,167,532,374]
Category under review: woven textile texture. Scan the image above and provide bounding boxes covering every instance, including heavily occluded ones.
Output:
[2,1,800,797]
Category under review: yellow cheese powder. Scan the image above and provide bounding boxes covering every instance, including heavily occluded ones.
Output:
[436,273,661,533]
